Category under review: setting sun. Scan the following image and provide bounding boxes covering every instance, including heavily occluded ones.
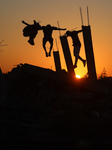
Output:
[76,75,81,79]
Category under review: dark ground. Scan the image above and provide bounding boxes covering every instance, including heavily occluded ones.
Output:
[0,72,112,149]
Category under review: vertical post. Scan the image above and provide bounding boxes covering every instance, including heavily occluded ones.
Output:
[82,25,97,81]
[53,51,62,72]
[60,36,75,75]
[80,7,83,26]
[57,21,61,36]
[87,6,89,26]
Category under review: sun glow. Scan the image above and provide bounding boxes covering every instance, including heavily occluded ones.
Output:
[76,75,81,79]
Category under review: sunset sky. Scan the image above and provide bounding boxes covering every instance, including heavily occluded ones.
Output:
[0,0,112,78]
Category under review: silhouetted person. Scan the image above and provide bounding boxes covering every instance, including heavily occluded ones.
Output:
[65,30,86,68]
[41,24,66,57]
[22,20,41,45]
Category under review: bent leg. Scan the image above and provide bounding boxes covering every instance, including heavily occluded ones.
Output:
[28,31,38,45]
[73,57,78,68]
[73,46,80,68]
[49,38,53,56]
[73,46,86,68]
[28,36,34,45]
[78,56,86,67]
[43,38,48,57]
[78,55,84,61]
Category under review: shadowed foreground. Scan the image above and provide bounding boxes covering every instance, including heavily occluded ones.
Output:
[0,65,112,149]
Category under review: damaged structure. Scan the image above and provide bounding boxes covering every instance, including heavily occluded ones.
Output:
[80,7,97,82]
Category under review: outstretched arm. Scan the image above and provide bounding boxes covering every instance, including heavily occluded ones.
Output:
[22,21,30,26]
[58,28,66,30]
[77,29,83,33]
[52,27,66,30]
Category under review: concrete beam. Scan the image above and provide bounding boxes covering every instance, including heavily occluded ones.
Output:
[82,25,97,81]
[60,36,75,76]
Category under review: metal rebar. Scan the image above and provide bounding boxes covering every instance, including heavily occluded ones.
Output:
[79,7,83,25]
[57,21,61,36]
[87,6,89,26]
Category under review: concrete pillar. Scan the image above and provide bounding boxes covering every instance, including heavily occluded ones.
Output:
[60,36,75,75]
[82,25,97,81]
[53,51,61,72]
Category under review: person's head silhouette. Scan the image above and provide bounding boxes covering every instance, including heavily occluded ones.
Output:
[33,20,41,28]
[46,24,51,28]
[66,31,71,36]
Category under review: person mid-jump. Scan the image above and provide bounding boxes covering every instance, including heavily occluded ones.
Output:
[41,24,66,57]
[65,30,86,68]
[22,20,41,45]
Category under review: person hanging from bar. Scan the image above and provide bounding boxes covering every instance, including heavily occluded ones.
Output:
[64,29,86,68]
[22,20,41,45]
[41,24,66,57]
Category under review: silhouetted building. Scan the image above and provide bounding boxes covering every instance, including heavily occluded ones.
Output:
[0,68,2,77]
[9,63,69,83]
[0,68,7,98]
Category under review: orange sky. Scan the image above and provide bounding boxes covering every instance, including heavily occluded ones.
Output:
[0,0,112,78]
